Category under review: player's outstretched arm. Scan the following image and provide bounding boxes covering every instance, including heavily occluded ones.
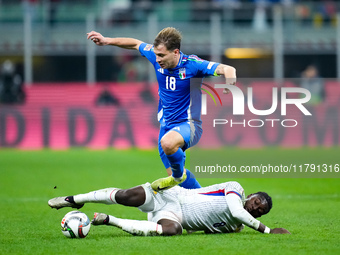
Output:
[226,194,290,234]
[87,31,143,50]
[214,64,237,94]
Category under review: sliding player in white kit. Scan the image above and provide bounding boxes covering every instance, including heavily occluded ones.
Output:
[48,181,290,236]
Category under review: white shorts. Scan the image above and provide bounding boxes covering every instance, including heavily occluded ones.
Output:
[138,183,182,225]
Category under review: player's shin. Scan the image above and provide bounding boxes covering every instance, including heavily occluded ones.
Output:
[108,216,163,236]
[74,188,120,204]
[166,148,185,181]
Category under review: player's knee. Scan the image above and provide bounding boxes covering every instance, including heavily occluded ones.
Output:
[158,220,182,236]
[116,187,145,207]
[116,188,128,197]
[116,189,131,205]
[163,223,182,236]
[160,137,176,155]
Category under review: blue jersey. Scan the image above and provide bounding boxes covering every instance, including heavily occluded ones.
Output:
[139,43,219,124]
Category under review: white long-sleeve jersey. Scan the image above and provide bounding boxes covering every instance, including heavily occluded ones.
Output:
[165,181,261,233]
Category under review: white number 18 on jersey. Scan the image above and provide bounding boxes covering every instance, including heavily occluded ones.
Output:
[166,76,176,91]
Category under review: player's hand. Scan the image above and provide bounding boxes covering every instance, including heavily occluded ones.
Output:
[223,78,236,94]
[223,88,230,94]
[87,31,106,46]
[270,228,291,234]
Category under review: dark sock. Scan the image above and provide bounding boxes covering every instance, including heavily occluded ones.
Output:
[65,196,75,204]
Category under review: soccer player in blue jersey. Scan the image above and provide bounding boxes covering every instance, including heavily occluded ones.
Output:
[87,28,236,191]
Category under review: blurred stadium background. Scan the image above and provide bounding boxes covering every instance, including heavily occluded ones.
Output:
[0,0,339,149]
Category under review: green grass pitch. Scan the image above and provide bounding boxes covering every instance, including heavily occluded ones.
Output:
[0,148,339,255]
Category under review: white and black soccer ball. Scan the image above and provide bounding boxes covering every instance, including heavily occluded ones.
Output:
[61,211,91,238]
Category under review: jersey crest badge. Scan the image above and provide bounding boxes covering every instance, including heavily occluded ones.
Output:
[179,68,186,79]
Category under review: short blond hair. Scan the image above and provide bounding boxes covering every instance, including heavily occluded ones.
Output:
[154,27,182,51]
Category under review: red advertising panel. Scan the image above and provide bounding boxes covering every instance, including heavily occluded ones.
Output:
[0,81,339,149]
[0,83,159,149]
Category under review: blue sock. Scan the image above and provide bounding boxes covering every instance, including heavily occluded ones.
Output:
[166,148,184,179]
[179,169,201,189]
